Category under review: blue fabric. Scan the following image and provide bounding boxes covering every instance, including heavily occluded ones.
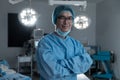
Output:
[0,60,10,76]
[55,28,71,37]
[36,32,93,80]
[52,5,75,25]
[0,60,10,68]
[0,73,31,80]
[0,60,31,80]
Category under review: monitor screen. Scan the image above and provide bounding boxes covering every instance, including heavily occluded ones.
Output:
[33,28,44,39]
[34,40,39,48]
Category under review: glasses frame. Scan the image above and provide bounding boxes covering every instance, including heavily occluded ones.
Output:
[57,16,73,22]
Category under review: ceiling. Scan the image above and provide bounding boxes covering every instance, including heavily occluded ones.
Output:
[40,0,105,3]
[8,0,105,5]
[85,0,104,3]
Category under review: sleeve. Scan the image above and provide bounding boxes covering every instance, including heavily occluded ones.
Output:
[36,39,72,78]
[59,42,93,74]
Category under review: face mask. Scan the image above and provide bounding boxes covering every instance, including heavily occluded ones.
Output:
[56,28,71,37]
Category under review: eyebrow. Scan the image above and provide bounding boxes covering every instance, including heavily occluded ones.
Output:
[58,15,73,18]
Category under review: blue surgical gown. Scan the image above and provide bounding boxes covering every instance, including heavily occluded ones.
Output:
[36,32,93,80]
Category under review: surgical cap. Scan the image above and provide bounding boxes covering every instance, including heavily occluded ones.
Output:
[52,5,75,25]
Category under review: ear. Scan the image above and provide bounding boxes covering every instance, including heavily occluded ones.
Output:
[55,25,57,31]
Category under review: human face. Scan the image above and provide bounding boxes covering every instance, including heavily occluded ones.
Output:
[56,11,73,32]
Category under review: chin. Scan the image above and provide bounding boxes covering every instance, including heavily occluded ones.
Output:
[63,30,69,32]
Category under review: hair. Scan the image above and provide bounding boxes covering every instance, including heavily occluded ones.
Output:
[52,5,75,25]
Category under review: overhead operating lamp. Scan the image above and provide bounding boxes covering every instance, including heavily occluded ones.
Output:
[49,0,87,6]
[74,15,91,30]
[73,1,91,30]
[9,0,24,4]
[18,8,38,27]
[18,0,39,27]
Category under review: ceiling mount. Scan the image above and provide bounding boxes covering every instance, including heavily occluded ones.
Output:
[49,0,87,6]
[8,0,25,4]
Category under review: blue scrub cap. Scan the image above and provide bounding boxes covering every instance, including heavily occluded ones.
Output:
[52,5,75,25]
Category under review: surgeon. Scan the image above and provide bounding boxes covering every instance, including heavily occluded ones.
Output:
[36,5,93,80]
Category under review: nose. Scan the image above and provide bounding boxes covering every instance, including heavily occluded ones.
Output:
[63,19,69,24]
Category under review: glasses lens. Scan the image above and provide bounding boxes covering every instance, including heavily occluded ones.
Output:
[58,16,73,21]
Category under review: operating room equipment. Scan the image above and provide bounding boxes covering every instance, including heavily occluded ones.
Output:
[0,59,31,80]
[91,51,114,80]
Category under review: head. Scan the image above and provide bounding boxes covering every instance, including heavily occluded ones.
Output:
[52,5,75,37]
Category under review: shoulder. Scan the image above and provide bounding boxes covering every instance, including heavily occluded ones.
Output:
[38,33,54,45]
[41,33,54,41]
[68,36,81,43]
[68,36,83,47]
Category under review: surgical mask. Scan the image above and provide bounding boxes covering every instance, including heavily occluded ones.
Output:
[56,28,71,37]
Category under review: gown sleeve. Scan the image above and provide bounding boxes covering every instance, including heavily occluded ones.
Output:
[36,39,73,78]
[59,41,93,74]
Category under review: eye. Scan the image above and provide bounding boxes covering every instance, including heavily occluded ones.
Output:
[67,17,73,20]
[58,16,65,20]
[58,16,73,20]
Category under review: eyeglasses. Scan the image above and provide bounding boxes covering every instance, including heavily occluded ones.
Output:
[57,16,73,21]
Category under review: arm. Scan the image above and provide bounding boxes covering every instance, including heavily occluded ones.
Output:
[36,39,73,78]
[59,42,93,74]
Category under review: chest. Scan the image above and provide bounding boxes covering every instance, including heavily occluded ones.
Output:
[52,40,75,59]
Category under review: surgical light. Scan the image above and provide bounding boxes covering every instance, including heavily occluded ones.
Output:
[18,8,38,27]
[18,0,39,27]
[74,15,90,30]
[74,1,91,30]
[49,0,87,7]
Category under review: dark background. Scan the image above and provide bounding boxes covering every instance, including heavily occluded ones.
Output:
[8,13,35,47]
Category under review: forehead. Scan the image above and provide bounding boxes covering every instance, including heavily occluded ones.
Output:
[59,11,72,16]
